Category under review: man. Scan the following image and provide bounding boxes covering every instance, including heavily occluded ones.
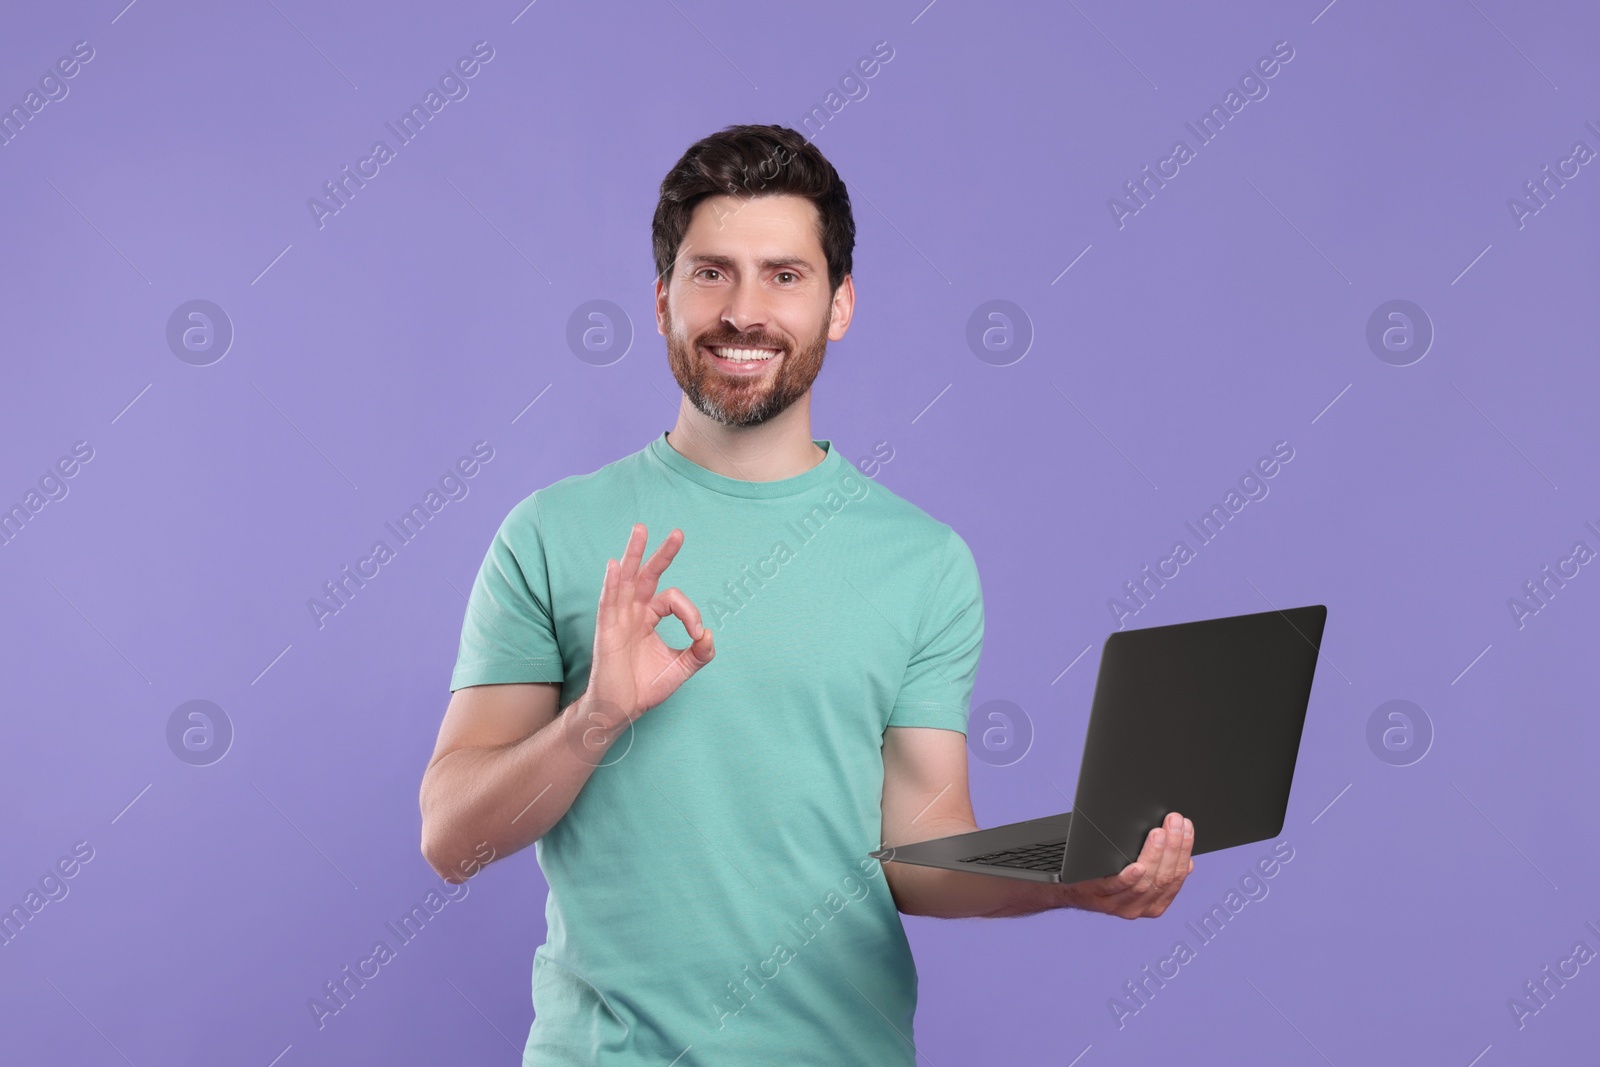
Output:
[419,123,1194,1065]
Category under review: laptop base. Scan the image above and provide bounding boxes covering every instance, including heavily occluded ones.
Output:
[869,813,1074,884]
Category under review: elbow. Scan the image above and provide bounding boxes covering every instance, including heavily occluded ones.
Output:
[882,869,922,916]
[420,819,500,885]
[418,770,466,881]
[418,781,450,879]
[417,762,505,882]
[419,822,458,882]
[418,798,469,883]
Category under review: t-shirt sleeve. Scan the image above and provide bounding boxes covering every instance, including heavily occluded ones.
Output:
[449,495,567,692]
[887,526,984,734]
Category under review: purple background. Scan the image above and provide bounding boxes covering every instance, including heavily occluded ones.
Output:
[3,1,1597,1063]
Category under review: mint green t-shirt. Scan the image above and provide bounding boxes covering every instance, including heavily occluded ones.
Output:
[450,431,983,1065]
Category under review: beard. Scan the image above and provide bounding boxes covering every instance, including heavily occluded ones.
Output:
[665,307,831,428]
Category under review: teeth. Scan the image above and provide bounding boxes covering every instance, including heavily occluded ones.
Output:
[711,346,778,363]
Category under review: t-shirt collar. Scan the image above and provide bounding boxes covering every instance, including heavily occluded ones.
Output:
[647,430,840,499]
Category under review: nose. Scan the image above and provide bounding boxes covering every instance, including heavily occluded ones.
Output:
[721,283,768,338]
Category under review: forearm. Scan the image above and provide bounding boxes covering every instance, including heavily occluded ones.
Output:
[882,817,1073,919]
[420,693,616,880]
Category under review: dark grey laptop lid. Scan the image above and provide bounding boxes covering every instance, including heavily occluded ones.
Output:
[1059,604,1327,884]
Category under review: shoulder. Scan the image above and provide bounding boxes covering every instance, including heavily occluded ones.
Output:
[495,441,654,537]
[850,470,978,564]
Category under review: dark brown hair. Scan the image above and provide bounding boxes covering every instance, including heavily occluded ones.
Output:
[652,124,855,294]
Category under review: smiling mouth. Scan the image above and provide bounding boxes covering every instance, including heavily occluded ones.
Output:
[701,344,783,376]
[704,344,782,364]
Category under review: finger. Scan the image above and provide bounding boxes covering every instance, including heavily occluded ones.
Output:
[1088,862,1145,897]
[651,586,706,641]
[1150,820,1196,911]
[638,528,684,586]
[619,523,646,581]
[1134,825,1163,866]
[1070,859,1142,896]
[1162,821,1195,892]
[668,622,716,671]
[599,558,617,619]
[1153,812,1185,886]
[591,559,621,658]
[1136,825,1166,887]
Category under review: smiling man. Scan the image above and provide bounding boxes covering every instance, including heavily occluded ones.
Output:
[418,123,1194,1065]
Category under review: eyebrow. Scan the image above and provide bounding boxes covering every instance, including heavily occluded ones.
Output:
[681,253,814,272]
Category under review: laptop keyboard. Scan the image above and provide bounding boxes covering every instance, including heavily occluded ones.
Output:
[961,839,1066,872]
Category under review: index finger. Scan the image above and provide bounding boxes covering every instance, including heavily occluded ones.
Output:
[1083,861,1145,897]
[1152,812,1186,885]
[1135,822,1168,870]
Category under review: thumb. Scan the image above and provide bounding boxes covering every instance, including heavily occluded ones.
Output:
[684,627,715,666]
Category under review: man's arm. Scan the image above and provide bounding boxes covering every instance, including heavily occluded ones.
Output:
[421,523,716,884]
[419,683,628,883]
[878,726,1195,919]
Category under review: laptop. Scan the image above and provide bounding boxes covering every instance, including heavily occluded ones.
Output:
[870,604,1327,885]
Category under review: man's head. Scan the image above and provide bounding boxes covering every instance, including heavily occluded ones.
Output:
[652,124,856,428]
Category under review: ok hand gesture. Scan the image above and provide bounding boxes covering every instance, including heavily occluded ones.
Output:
[585,523,715,723]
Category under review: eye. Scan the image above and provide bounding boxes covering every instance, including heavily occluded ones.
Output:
[694,268,722,281]
[775,271,798,284]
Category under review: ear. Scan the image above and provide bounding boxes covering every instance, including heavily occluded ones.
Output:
[827,274,855,341]
[654,274,670,336]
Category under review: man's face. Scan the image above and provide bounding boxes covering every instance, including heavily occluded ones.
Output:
[656,193,852,427]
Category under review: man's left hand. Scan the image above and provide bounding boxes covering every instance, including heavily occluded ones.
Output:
[1058,811,1194,919]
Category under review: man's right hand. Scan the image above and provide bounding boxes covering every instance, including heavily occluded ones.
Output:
[585,523,715,723]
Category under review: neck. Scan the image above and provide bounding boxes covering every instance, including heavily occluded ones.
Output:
[665,397,825,482]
